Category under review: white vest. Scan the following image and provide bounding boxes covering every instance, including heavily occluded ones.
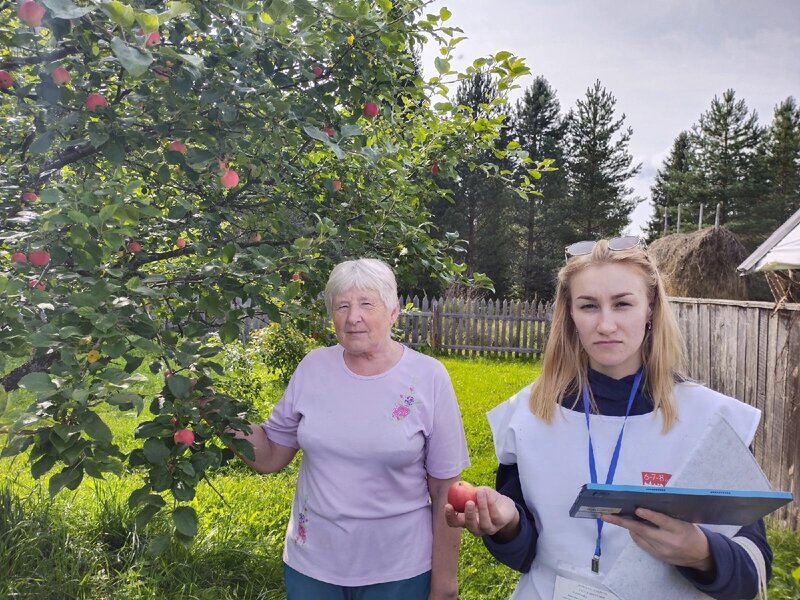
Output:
[487,381,761,600]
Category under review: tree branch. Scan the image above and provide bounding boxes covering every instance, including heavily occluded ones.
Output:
[0,47,79,70]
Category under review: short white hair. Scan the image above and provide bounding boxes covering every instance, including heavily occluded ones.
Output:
[324,258,398,316]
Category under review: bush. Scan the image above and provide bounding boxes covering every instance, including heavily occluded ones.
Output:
[258,323,318,384]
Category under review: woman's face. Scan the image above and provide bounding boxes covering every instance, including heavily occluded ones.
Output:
[569,262,652,379]
[331,287,398,356]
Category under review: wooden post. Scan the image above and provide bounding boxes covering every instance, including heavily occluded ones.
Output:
[677,205,682,233]
[715,202,722,229]
[663,209,668,235]
[431,298,442,352]
[698,204,704,230]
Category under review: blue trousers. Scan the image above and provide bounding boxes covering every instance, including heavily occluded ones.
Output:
[283,563,432,600]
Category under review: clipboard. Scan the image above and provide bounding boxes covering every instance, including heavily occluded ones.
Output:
[569,482,793,526]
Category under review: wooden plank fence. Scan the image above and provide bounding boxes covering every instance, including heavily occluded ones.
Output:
[396,295,551,358]
[242,294,799,529]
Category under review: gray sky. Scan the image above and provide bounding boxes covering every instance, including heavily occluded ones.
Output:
[420,0,800,234]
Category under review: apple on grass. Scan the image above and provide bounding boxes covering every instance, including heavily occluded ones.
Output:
[447,480,478,513]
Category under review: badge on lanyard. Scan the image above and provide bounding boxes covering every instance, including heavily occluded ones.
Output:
[582,368,643,573]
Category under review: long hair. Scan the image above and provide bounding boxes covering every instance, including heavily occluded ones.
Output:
[529,240,686,431]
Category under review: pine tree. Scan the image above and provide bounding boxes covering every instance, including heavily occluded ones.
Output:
[564,80,641,239]
[765,97,800,225]
[690,89,765,245]
[644,131,699,240]
[511,76,570,300]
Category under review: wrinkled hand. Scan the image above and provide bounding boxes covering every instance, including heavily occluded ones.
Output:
[602,508,714,572]
[444,486,519,539]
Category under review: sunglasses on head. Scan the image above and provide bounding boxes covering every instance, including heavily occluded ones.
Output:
[564,236,646,260]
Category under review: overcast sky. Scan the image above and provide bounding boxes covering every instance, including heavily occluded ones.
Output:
[419,0,800,234]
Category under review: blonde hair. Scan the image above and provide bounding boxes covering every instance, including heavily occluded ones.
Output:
[529,240,686,431]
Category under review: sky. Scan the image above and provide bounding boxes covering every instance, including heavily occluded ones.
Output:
[419,0,800,235]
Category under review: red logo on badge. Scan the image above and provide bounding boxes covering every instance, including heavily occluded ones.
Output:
[642,472,672,486]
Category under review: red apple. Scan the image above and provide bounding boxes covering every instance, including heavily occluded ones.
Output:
[176,237,186,248]
[331,179,342,192]
[0,70,13,89]
[173,428,195,446]
[312,65,324,78]
[127,241,142,253]
[447,480,478,512]
[51,66,70,86]
[220,169,239,188]
[362,100,379,118]
[17,0,45,27]
[85,93,107,112]
[28,249,50,266]
[321,126,334,137]
[28,279,46,291]
[11,252,27,263]
[431,162,440,176]
[22,191,37,203]
[251,232,262,242]
[168,139,187,153]
[145,31,161,47]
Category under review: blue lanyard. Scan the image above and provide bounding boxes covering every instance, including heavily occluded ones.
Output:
[582,367,643,572]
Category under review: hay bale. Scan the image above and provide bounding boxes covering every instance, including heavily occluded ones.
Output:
[649,227,749,300]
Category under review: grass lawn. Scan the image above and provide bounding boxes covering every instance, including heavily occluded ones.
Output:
[1,354,798,599]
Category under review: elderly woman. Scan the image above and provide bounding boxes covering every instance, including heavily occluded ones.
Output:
[235,258,469,600]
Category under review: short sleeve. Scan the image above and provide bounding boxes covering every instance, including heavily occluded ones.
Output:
[262,370,302,449]
[487,385,531,465]
[424,363,470,479]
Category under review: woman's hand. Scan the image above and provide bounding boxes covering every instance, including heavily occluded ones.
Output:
[444,486,519,540]
[602,508,714,572]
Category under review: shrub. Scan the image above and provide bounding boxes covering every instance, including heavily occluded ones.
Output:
[257,323,318,384]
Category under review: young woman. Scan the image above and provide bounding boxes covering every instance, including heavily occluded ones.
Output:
[233,258,468,600]
[445,237,772,600]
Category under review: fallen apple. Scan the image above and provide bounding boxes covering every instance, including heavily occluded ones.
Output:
[447,480,478,512]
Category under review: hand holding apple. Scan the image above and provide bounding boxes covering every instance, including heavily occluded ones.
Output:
[447,480,477,512]
[444,484,520,539]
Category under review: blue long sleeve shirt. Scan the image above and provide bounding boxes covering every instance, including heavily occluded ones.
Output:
[483,369,772,600]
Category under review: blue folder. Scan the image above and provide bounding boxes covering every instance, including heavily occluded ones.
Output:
[569,482,793,526]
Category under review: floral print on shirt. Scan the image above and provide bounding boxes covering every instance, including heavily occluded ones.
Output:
[391,379,417,421]
[293,496,309,546]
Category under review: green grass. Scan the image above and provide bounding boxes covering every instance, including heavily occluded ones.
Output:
[0,355,798,599]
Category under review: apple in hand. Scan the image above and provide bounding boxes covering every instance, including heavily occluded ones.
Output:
[447,480,478,512]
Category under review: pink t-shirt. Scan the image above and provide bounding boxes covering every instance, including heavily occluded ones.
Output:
[263,344,470,586]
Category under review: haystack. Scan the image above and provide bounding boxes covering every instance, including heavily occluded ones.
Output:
[649,227,748,300]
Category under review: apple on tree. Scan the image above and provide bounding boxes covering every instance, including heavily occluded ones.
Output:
[22,191,37,202]
[176,237,186,248]
[17,0,45,27]
[331,179,342,192]
[28,249,50,266]
[447,480,478,512]
[312,65,324,78]
[362,101,379,119]
[145,31,161,47]
[220,169,239,188]
[0,70,13,89]
[51,66,71,86]
[11,252,27,264]
[173,428,195,446]
[85,93,107,112]
[168,139,187,154]
[127,241,142,253]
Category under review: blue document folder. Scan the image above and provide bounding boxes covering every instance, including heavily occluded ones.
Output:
[569,483,793,526]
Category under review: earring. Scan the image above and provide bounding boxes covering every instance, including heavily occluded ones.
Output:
[646,320,652,331]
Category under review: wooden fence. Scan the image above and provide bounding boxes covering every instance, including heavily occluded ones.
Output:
[669,297,800,529]
[396,296,551,358]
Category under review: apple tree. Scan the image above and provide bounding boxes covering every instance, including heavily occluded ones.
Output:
[0,0,531,541]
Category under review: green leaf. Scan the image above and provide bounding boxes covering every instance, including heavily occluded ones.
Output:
[143,437,171,464]
[102,1,136,27]
[110,37,154,78]
[167,374,192,399]
[302,125,330,143]
[49,466,83,497]
[339,123,362,138]
[136,503,162,530]
[0,388,6,417]
[172,506,198,537]
[134,10,160,33]
[30,131,56,155]
[157,1,193,24]
[439,7,452,21]
[83,412,113,443]
[434,57,450,75]
[41,0,96,18]
[18,372,57,394]
[218,320,240,344]
[332,2,359,19]
[494,51,512,61]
